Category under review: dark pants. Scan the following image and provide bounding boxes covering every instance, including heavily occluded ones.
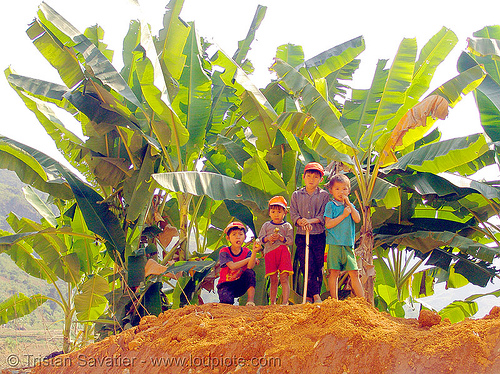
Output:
[295,232,326,298]
[217,269,256,304]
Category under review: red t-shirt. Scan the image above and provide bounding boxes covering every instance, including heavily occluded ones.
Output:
[218,246,251,284]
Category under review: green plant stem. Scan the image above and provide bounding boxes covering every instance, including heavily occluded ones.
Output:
[188,196,204,253]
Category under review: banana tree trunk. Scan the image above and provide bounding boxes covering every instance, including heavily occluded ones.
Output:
[62,307,73,353]
[178,194,192,261]
[356,204,375,305]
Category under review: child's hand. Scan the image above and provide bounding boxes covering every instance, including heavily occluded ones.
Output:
[253,239,262,252]
[270,232,280,242]
[343,205,352,216]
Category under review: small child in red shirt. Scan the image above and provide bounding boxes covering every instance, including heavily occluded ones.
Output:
[258,196,294,305]
[217,222,260,306]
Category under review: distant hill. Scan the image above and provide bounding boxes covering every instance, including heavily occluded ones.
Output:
[0,169,63,329]
[0,254,64,329]
[0,169,43,232]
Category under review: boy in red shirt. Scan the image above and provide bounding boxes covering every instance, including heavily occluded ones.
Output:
[217,222,261,306]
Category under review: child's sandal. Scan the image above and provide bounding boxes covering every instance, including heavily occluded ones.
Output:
[246,301,256,306]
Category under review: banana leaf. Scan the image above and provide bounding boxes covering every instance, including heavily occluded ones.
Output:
[458,51,500,143]
[394,172,500,202]
[359,38,416,150]
[405,27,458,108]
[342,60,388,146]
[143,282,163,316]
[58,168,126,257]
[23,185,57,228]
[276,44,304,68]
[468,26,500,82]
[298,35,365,81]
[0,293,49,325]
[242,156,287,196]
[0,137,73,200]
[1,217,83,285]
[438,300,478,323]
[0,229,57,282]
[74,275,109,321]
[232,5,267,67]
[465,288,500,302]
[162,260,216,279]
[122,146,156,223]
[382,134,489,174]
[152,171,272,210]
[411,270,435,298]
[375,230,498,262]
[6,72,68,104]
[157,0,191,81]
[173,25,211,154]
[26,19,84,89]
[212,50,278,151]
[134,54,189,148]
[37,2,141,108]
[453,256,496,287]
[271,59,355,149]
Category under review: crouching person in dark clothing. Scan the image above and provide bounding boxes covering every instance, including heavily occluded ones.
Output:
[217,222,261,306]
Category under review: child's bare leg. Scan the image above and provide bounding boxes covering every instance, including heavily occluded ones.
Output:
[280,273,290,305]
[269,274,279,305]
[328,269,341,299]
[348,270,364,298]
[247,286,255,303]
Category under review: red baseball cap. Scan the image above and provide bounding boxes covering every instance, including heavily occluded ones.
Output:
[224,221,247,235]
[303,162,324,177]
[268,196,288,209]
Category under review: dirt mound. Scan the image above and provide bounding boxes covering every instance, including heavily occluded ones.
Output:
[25,298,500,373]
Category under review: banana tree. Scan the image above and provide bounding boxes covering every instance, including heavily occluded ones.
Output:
[270,27,488,303]
[0,194,114,353]
[4,0,284,314]
[360,122,499,317]
[5,1,273,261]
[366,24,500,321]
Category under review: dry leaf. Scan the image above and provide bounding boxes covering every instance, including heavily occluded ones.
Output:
[379,95,449,166]
[157,222,179,248]
[144,259,168,277]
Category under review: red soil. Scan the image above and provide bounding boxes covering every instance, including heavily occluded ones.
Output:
[21,298,500,374]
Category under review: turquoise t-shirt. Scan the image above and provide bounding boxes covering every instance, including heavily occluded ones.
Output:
[324,200,357,247]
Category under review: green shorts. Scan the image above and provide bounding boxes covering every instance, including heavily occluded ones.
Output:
[327,244,358,271]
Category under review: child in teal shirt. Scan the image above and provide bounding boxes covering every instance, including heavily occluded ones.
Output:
[324,174,364,299]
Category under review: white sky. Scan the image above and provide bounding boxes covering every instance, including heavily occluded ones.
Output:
[2,0,500,315]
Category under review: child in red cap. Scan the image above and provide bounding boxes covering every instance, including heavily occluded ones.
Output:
[258,196,294,305]
[217,222,261,306]
[290,162,329,303]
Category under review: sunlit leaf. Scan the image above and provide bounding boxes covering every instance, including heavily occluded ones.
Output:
[0,293,48,325]
[74,275,109,321]
[439,300,478,323]
[23,186,57,228]
[153,171,271,210]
